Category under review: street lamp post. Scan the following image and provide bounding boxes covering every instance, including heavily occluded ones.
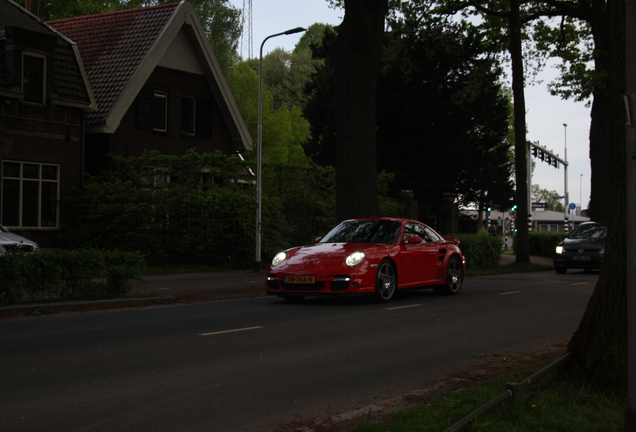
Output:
[580,173,583,215]
[563,123,569,231]
[255,27,306,272]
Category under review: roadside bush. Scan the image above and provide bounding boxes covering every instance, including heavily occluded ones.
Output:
[0,249,145,305]
[512,232,564,257]
[454,232,502,268]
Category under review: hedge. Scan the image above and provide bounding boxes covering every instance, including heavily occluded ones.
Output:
[453,232,502,268]
[512,232,564,257]
[0,249,146,305]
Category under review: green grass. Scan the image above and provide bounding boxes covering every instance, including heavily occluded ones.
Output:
[350,365,624,432]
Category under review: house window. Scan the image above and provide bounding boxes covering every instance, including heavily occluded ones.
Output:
[182,96,196,135]
[2,161,59,228]
[152,91,168,131]
[23,53,45,104]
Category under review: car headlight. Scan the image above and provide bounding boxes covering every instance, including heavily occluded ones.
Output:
[345,251,366,267]
[272,251,287,266]
[555,246,564,254]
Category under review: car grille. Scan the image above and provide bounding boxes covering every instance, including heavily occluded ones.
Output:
[280,281,326,291]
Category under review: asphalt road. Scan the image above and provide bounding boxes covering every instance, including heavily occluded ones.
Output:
[0,269,596,432]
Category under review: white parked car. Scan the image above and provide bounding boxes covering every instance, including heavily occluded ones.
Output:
[0,226,39,253]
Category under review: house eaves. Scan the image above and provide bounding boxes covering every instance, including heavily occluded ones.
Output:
[0,0,96,110]
[48,1,252,153]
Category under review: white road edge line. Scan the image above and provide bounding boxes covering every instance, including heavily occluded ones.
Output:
[499,291,522,295]
[572,282,588,286]
[385,304,422,311]
[198,326,264,336]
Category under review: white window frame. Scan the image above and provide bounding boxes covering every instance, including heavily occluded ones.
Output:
[1,161,60,229]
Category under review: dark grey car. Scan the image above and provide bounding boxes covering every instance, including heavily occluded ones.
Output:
[553,221,607,274]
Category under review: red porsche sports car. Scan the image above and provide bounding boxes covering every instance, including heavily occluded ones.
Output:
[266,218,465,302]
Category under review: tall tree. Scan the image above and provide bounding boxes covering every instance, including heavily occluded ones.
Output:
[532,0,627,394]
[439,0,542,263]
[331,0,388,221]
[378,8,513,224]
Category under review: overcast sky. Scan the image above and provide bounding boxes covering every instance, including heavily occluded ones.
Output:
[228,0,592,210]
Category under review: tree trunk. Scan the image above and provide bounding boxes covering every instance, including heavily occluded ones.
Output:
[562,0,626,394]
[332,0,387,221]
[509,0,530,263]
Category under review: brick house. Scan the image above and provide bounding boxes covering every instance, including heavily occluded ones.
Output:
[1,0,252,249]
[0,0,96,248]
[48,1,252,176]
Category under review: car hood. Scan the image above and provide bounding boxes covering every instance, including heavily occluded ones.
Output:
[0,232,38,248]
[559,237,605,251]
[277,242,388,270]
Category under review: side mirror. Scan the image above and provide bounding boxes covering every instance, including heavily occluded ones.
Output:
[314,237,323,243]
[403,235,423,245]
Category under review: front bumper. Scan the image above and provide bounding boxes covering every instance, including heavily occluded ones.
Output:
[553,252,603,269]
[266,273,375,296]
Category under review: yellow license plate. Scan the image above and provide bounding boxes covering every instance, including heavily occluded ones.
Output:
[285,275,315,284]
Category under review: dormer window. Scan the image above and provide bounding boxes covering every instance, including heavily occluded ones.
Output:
[22,53,45,104]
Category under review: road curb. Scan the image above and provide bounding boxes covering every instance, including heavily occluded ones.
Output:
[0,295,176,318]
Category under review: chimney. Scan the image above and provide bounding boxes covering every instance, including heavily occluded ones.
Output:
[24,0,39,16]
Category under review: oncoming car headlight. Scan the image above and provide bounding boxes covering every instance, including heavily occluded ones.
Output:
[345,251,366,267]
[272,251,287,266]
[555,246,564,254]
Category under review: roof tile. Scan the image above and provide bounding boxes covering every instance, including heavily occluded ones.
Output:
[48,2,180,125]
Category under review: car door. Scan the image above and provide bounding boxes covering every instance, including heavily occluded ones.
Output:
[398,222,438,286]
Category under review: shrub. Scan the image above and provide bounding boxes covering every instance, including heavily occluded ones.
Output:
[512,232,564,257]
[454,232,502,268]
[0,249,146,305]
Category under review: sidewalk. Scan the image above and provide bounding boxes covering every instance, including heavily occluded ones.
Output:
[499,254,553,266]
[0,257,554,319]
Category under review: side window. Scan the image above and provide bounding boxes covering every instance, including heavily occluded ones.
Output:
[182,96,196,135]
[424,227,441,243]
[152,91,168,131]
[23,53,45,104]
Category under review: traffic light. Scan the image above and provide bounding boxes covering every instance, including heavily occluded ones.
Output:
[511,204,517,211]
[545,155,552,165]
[538,150,545,161]
[532,147,538,157]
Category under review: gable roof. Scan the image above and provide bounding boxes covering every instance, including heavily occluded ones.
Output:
[0,0,96,109]
[48,0,252,152]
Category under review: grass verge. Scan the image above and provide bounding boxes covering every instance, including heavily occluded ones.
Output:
[271,347,623,432]
[349,368,624,432]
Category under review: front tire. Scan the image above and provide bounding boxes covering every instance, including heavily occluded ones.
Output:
[375,260,396,302]
[434,256,463,295]
[555,266,567,274]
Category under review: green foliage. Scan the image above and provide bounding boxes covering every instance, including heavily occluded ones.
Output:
[61,151,342,266]
[513,231,563,257]
[454,232,502,268]
[0,250,145,305]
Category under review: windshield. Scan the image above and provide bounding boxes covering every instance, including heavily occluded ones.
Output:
[320,220,401,245]
[569,223,607,240]
[0,226,7,233]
